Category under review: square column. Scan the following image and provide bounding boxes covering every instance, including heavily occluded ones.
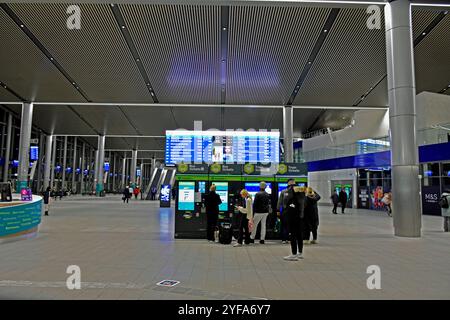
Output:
[96,135,106,196]
[283,105,294,163]
[2,113,12,183]
[43,134,53,190]
[130,149,138,187]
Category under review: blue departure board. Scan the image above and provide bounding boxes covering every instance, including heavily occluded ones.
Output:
[165,130,280,165]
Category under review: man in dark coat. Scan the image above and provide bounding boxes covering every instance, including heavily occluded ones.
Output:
[304,188,321,244]
[283,184,306,261]
[204,184,222,242]
[330,191,339,214]
[338,189,348,214]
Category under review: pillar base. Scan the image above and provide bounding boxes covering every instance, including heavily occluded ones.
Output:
[16,180,28,193]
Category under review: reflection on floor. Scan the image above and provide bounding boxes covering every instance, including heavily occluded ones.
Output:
[0,195,449,300]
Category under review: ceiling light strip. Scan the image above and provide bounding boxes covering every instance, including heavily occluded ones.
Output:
[354,10,448,106]
[0,4,91,102]
[220,6,230,105]
[110,4,158,103]
[286,8,340,105]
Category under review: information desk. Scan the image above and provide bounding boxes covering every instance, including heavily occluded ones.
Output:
[0,195,42,242]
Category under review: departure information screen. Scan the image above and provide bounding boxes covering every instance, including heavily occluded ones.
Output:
[165,130,279,164]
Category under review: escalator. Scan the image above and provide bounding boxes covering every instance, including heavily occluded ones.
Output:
[145,167,163,200]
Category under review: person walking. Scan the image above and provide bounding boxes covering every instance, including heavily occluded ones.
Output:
[204,184,222,242]
[330,191,339,214]
[439,190,450,232]
[234,189,253,247]
[250,181,271,244]
[338,189,348,214]
[133,186,140,200]
[277,179,296,244]
[43,186,51,216]
[304,187,321,244]
[122,186,131,203]
[150,186,157,200]
[283,184,306,261]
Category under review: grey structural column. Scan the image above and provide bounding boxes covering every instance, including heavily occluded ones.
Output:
[36,132,45,192]
[96,135,105,195]
[61,136,68,190]
[43,134,53,190]
[80,142,85,194]
[94,149,99,192]
[139,162,144,187]
[385,0,421,237]
[112,153,116,191]
[283,105,294,163]
[50,136,57,189]
[2,113,13,183]
[130,149,138,186]
[71,137,77,193]
[121,156,126,189]
[17,103,33,191]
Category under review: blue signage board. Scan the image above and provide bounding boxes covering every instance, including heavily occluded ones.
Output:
[30,146,39,161]
[104,162,110,171]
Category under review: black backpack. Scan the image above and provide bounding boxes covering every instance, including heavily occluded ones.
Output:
[439,195,449,209]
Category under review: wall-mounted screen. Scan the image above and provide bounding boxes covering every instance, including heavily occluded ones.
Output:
[30,146,39,161]
[212,182,228,212]
[198,181,206,194]
[178,181,195,211]
[165,130,279,164]
[244,182,272,199]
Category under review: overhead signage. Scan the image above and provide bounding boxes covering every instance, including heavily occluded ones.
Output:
[177,163,209,174]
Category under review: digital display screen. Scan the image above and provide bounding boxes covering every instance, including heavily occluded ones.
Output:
[165,130,279,164]
[30,146,39,161]
[178,181,195,211]
[104,162,110,171]
[212,182,228,212]
[198,181,206,194]
[244,182,272,199]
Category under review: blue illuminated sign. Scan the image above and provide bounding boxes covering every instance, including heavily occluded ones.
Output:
[30,146,39,161]
[104,162,110,171]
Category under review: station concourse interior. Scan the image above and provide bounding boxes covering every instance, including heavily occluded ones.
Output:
[0,0,450,300]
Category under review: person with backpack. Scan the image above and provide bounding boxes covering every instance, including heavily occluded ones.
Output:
[204,184,222,242]
[439,190,450,232]
[250,181,271,244]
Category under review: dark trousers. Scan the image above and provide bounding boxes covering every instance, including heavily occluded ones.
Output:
[206,214,218,241]
[332,203,338,213]
[304,225,318,241]
[341,201,346,213]
[237,214,250,244]
[280,213,289,241]
[287,211,303,255]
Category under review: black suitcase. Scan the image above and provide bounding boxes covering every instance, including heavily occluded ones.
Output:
[219,222,232,244]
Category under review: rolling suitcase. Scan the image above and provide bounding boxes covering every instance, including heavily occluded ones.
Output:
[219,222,232,244]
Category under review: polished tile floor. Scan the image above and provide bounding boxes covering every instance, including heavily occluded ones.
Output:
[1,195,449,300]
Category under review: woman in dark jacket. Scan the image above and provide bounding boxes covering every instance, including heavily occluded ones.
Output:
[304,187,321,244]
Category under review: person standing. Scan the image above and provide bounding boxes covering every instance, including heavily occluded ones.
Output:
[382,192,392,217]
[330,191,339,214]
[43,186,51,216]
[277,179,296,244]
[304,187,321,244]
[234,189,253,247]
[150,186,157,200]
[123,186,131,203]
[133,186,140,200]
[338,189,348,214]
[250,181,271,244]
[440,190,450,232]
[204,184,222,242]
[283,184,306,261]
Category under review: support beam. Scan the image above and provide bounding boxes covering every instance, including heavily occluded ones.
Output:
[385,0,421,237]
[96,135,106,196]
[61,136,68,191]
[283,105,294,163]
[2,113,12,183]
[50,136,57,189]
[130,149,138,186]
[80,142,85,194]
[43,134,53,190]
[17,103,33,192]
[71,137,77,193]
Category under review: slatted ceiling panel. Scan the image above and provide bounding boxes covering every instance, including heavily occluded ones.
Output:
[31,105,96,135]
[104,137,132,150]
[412,10,442,39]
[294,8,386,106]
[120,137,164,150]
[0,87,19,101]
[359,77,388,107]
[227,6,329,105]
[414,14,450,94]
[172,107,222,130]
[122,106,178,135]
[120,4,221,104]
[10,3,151,103]
[68,105,139,135]
[0,9,82,102]
[223,108,279,131]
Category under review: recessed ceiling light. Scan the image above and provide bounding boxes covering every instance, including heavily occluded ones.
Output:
[136,58,140,62]
[444,11,448,15]
[308,61,312,64]
[422,32,426,35]
[20,24,24,28]
[50,57,54,61]
[222,27,226,31]
[111,4,114,7]
[121,26,125,29]
[324,29,328,32]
